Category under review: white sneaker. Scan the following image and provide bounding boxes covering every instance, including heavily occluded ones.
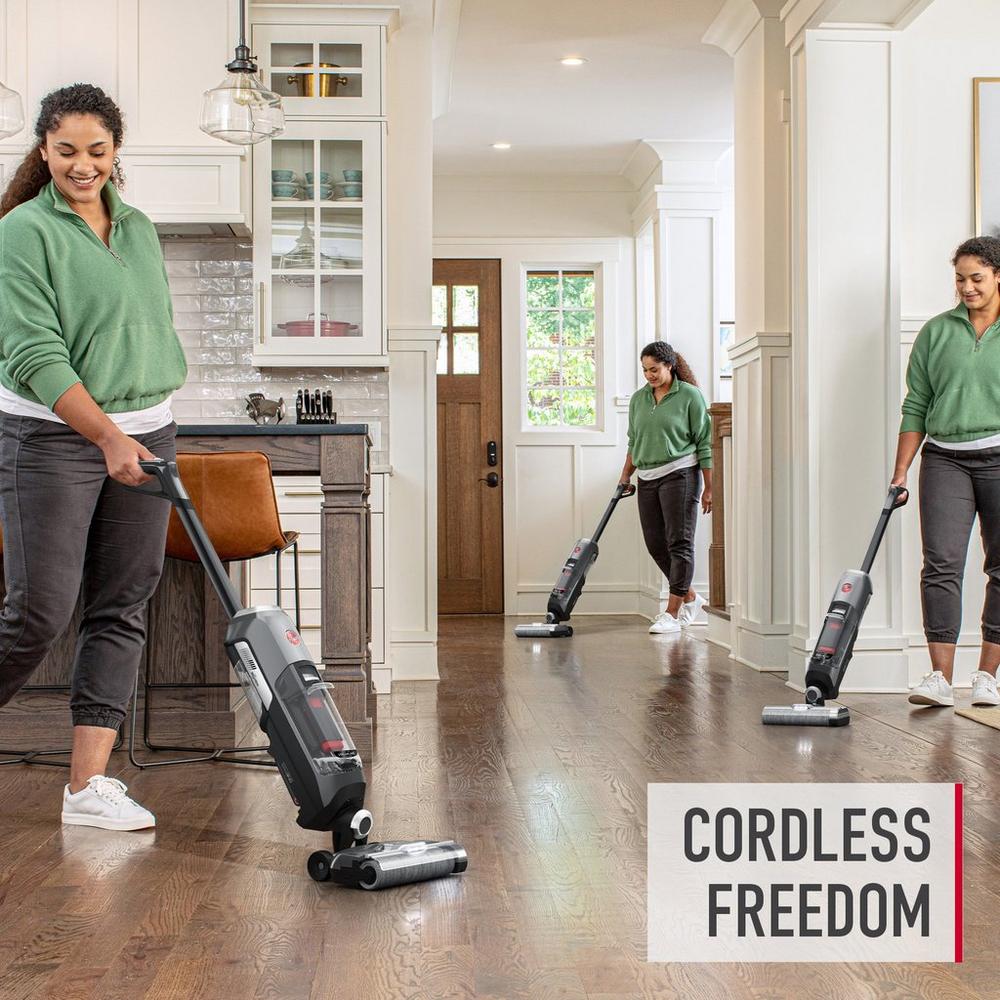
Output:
[970,670,1000,707]
[907,670,954,707]
[61,776,156,831]
[649,612,682,634]
[678,592,708,627]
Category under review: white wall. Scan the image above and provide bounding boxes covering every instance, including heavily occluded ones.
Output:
[896,0,998,681]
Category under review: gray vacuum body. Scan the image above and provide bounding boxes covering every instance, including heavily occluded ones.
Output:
[516,483,633,639]
[761,486,908,728]
[132,459,468,891]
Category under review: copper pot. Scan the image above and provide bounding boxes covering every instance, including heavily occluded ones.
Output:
[288,64,349,98]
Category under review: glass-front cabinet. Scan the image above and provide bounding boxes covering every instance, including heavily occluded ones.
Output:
[252,119,384,364]
[253,23,384,118]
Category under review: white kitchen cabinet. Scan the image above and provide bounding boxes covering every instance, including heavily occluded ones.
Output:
[251,119,385,364]
[253,23,384,119]
[0,0,248,226]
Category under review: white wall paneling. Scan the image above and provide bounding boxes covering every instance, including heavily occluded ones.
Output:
[387,325,440,680]
[787,27,908,693]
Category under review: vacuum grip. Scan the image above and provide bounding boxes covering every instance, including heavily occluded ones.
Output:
[132,458,191,505]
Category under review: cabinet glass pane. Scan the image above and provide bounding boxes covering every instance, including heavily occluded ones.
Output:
[270,139,312,199]
[320,139,364,203]
[271,207,316,273]
[319,275,363,337]
[272,279,317,339]
[270,43,317,100]
[319,44,363,99]
[319,208,362,271]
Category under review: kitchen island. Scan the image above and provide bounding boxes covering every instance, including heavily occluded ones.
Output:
[0,423,376,761]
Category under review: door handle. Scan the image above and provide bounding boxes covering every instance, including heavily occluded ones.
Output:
[479,472,500,488]
[486,441,498,467]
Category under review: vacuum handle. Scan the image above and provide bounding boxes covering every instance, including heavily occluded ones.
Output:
[128,459,244,619]
[590,483,635,545]
[859,485,909,575]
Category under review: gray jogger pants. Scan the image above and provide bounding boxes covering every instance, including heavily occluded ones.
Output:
[0,413,176,729]
[918,441,1000,646]
[636,465,700,598]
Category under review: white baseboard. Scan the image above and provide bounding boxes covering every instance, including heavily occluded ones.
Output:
[389,639,440,681]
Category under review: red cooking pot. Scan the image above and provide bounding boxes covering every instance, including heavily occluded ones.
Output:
[277,313,360,337]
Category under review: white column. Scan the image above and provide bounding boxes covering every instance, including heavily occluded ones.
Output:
[388,326,441,680]
[385,1,438,682]
[787,24,908,691]
[704,1,793,671]
[627,142,732,613]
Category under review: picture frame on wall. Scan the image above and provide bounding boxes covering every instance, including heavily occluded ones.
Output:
[974,77,1000,236]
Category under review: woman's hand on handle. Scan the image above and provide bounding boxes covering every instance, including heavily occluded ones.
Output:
[101,431,156,487]
[889,473,909,506]
[701,487,713,515]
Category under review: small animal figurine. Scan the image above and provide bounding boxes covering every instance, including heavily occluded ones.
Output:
[245,392,286,425]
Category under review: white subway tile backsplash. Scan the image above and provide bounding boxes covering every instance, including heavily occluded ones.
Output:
[161,238,389,456]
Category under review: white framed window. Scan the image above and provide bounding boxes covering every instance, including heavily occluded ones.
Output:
[523,267,600,428]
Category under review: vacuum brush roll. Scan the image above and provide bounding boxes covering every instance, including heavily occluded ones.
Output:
[330,840,469,890]
[761,704,850,727]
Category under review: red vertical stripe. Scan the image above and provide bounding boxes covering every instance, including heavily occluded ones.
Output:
[955,782,964,964]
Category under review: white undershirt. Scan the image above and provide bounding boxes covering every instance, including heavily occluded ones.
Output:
[0,384,174,435]
[635,453,699,481]
[926,430,1000,452]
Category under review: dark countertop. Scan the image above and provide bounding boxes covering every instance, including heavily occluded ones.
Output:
[177,423,369,436]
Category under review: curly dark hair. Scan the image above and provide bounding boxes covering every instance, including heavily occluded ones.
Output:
[951,236,1000,271]
[640,341,698,387]
[0,83,126,219]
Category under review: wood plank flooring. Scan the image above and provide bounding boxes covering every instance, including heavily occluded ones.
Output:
[0,615,997,999]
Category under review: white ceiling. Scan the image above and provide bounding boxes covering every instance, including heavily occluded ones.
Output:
[433,0,734,177]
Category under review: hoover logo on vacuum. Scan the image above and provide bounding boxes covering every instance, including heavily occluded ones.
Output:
[647,783,962,963]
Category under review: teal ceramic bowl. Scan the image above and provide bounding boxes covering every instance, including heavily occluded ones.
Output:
[337,182,363,199]
[304,183,335,200]
[271,169,295,183]
[343,169,363,182]
[305,171,330,184]
[271,181,300,198]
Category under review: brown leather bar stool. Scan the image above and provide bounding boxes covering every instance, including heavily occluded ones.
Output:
[0,517,126,767]
[128,450,302,769]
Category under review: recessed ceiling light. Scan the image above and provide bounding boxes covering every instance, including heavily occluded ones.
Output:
[491,142,511,150]
[560,56,586,66]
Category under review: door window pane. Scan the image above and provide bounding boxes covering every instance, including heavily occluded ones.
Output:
[452,285,479,326]
[436,336,448,374]
[453,333,479,374]
[432,285,448,327]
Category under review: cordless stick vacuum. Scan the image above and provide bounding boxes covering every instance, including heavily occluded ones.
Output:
[132,460,468,889]
[515,482,635,638]
[762,485,908,727]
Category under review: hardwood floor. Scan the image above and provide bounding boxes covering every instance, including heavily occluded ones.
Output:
[0,615,997,999]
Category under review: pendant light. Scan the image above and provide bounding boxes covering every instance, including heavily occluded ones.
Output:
[0,80,25,140]
[200,0,284,145]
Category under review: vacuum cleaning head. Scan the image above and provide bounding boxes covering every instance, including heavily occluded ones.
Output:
[327,840,469,890]
[514,622,573,638]
[761,703,850,727]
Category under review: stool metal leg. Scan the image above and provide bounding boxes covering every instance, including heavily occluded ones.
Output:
[0,684,123,767]
[292,539,301,631]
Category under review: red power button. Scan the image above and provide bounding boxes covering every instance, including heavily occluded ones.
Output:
[285,628,301,645]
[841,583,853,594]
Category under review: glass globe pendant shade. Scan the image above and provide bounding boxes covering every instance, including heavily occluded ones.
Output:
[0,81,25,140]
[200,71,284,145]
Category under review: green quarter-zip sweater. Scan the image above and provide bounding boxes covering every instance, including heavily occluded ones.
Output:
[900,303,1000,442]
[0,180,187,412]
[627,379,713,470]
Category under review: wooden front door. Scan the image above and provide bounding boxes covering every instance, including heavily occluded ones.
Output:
[434,259,504,613]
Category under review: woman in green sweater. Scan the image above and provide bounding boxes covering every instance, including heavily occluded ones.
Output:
[619,342,713,634]
[0,85,187,828]
[893,236,1000,709]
